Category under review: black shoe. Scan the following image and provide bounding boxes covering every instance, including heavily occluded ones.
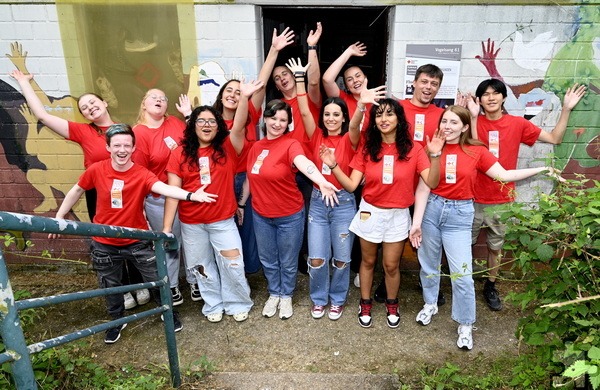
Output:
[161,311,183,332]
[104,323,127,344]
[171,287,183,306]
[374,280,387,303]
[483,282,502,311]
[437,291,446,306]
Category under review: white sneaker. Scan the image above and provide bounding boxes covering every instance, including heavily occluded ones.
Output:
[416,303,438,326]
[278,297,293,320]
[457,324,473,350]
[135,289,150,305]
[123,292,136,310]
[262,296,280,318]
[353,274,360,288]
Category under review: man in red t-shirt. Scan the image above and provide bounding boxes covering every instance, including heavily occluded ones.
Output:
[472,78,586,311]
[52,124,215,344]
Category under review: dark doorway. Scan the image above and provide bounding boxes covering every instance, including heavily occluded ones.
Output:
[262,6,390,102]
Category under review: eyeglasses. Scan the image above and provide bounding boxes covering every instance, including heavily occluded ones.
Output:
[148,94,168,102]
[195,118,217,126]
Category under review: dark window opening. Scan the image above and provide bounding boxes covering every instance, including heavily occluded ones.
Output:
[262,7,390,103]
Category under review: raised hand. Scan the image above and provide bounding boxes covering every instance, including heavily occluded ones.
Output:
[271,27,295,51]
[9,69,33,83]
[456,92,481,118]
[175,94,192,117]
[475,38,502,79]
[240,79,265,98]
[426,128,446,156]
[307,22,322,46]
[6,41,28,72]
[285,57,310,75]
[347,41,367,57]
[359,80,387,106]
[319,144,337,167]
[562,83,587,111]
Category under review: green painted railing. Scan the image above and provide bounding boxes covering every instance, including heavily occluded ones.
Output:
[0,211,181,389]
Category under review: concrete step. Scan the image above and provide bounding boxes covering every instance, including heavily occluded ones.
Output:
[198,372,401,389]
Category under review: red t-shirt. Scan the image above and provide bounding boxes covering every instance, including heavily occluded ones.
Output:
[132,116,185,183]
[67,122,111,168]
[339,90,371,131]
[350,142,430,208]
[308,130,356,190]
[432,144,497,200]
[399,100,443,148]
[223,100,262,173]
[166,138,238,224]
[475,114,541,204]
[247,135,305,218]
[78,160,159,246]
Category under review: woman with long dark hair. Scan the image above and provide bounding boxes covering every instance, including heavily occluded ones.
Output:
[164,81,263,323]
[320,95,443,329]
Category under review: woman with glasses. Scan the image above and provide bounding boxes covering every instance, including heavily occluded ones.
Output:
[132,88,199,307]
[164,81,262,323]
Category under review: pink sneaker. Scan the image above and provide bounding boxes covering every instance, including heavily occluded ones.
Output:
[328,304,344,320]
[311,304,325,319]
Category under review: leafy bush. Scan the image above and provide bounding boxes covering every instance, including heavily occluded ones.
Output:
[497,177,600,389]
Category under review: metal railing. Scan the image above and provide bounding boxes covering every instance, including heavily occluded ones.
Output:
[0,211,181,389]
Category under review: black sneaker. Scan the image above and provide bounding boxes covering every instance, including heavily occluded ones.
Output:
[104,323,127,344]
[483,282,502,311]
[374,280,387,303]
[358,299,373,328]
[161,311,183,332]
[171,287,183,306]
[190,283,203,302]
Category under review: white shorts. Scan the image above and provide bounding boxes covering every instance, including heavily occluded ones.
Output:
[349,199,411,243]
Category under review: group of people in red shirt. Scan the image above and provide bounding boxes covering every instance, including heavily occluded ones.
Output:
[10,21,586,349]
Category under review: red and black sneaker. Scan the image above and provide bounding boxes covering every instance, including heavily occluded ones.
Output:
[385,298,400,328]
[358,298,373,328]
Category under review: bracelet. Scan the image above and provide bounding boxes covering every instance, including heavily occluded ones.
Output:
[295,78,306,83]
[296,92,307,97]
[237,203,246,209]
[186,192,193,201]
[308,45,318,51]
[293,71,305,77]
[358,105,367,113]
[328,162,338,170]
[429,151,442,158]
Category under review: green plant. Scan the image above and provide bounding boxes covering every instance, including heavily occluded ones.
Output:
[182,355,216,383]
[497,177,600,389]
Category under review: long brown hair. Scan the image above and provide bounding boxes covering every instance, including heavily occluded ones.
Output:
[439,105,485,155]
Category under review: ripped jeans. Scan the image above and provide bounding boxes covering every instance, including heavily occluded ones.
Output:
[307,188,356,306]
[180,218,253,316]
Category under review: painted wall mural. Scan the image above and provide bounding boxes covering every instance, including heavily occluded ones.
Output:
[475,6,599,180]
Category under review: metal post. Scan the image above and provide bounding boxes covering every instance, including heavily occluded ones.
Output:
[0,250,37,389]
[155,238,181,388]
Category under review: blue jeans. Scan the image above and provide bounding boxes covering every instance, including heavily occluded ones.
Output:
[419,194,476,325]
[90,240,160,319]
[252,208,305,298]
[308,188,356,306]
[180,218,253,316]
[234,173,261,274]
